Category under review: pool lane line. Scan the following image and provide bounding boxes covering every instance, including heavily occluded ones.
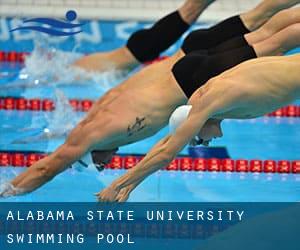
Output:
[2,50,298,117]
[0,51,28,63]
[0,97,300,117]
[1,51,299,118]
[0,50,168,64]
[0,151,299,174]
[0,97,93,112]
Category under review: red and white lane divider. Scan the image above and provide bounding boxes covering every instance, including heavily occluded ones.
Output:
[1,97,300,117]
[0,97,93,112]
[1,50,299,117]
[0,152,299,174]
[0,51,29,63]
[0,50,168,64]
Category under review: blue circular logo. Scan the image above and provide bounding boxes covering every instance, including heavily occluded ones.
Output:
[66,10,77,21]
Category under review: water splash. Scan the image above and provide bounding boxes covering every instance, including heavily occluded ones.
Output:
[43,89,81,137]
[0,182,25,198]
[12,89,81,144]
[0,167,26,198]
[3,35,127,92]
[20,35,83,84]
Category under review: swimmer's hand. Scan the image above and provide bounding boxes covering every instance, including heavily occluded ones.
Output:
[115,186,132,202]
[0,183,19,198]
[95,185,120,202]
[96,184,133,202]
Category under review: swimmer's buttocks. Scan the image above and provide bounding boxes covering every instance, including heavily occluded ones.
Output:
[172,45,257,98]
[209,35,249,54]
[182,15,250,54]
[126,11,190,63]
[171,50,209,96]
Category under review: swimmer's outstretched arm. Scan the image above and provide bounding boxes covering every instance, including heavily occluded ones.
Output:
[0,109,111,197]
[97,90,223,202]
[97,112,212,202]
[0,141,88,197]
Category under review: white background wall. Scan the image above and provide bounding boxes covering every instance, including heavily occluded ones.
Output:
[0,0,261,21]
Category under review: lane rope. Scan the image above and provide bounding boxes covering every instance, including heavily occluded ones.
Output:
[1,50,299,117]
[0,151,299,174]
[2,53,299,174]
[0,97,299,117]
[0,50,167,64]
[0,51,28,63]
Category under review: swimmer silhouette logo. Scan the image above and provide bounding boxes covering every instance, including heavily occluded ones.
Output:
[10,10,86,36]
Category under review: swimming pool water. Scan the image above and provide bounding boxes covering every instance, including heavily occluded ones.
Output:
[0,23,300,202]
[1,168,299,202]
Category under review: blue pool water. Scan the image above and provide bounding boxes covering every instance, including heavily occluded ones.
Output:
[0,20,300,202]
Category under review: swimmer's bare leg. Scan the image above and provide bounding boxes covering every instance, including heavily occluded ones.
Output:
[245,7,300,45]
[72,0,216,73]
[178,0,217,24]
[240,0,300,31]
[253,23,300,57]
[72,47,139,74]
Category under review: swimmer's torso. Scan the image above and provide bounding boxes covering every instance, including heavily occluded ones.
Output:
[90,50,187,149]
[114,49,187,119]
[211,55,300,119]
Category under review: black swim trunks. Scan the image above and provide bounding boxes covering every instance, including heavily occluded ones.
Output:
[181,15,250,54]
[172,45,257,98]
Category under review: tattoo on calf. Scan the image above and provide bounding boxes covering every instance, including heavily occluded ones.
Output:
[127,117,146,136]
